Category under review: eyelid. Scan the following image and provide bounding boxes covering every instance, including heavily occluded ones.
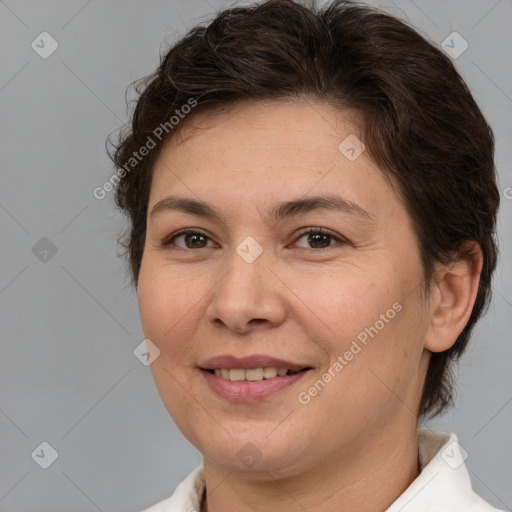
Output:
[161,228,216,248]
[290,227,347,248]
[162,227,347,250]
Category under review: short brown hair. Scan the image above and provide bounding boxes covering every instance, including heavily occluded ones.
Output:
[107,0,500,419]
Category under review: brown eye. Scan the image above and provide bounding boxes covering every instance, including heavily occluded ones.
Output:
[162,230,214,249]
[293,228,345,249]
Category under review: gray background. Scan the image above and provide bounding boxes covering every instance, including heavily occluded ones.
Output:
[0,0,511,510]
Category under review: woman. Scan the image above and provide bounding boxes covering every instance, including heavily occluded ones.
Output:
[108,0,502,510]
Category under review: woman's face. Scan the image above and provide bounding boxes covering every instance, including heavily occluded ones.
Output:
[137,99,432,477]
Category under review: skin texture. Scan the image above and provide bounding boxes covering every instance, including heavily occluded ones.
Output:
[137,99,483,512]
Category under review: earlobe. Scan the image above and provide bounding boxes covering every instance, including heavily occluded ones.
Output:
[424,243,483,353]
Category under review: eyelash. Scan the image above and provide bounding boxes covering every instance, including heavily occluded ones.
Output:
[161,227,346,251]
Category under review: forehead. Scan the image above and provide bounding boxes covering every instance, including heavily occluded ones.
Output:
[149,99,400,224]
[172,99,363,156]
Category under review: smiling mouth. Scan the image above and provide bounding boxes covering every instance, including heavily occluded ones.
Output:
[205,367,311,381]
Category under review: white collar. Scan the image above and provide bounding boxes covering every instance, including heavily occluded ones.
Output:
[386,428,501,511]
[141,428,502,511]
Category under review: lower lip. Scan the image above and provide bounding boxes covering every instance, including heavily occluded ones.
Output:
[200,369,310,403]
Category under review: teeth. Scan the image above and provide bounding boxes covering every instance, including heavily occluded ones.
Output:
[245,368,263,381]
[212,367,293,381]
[263,367,278,379]
[230,369,246,381]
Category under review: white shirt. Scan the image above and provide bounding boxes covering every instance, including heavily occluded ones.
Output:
[140,429,504,512]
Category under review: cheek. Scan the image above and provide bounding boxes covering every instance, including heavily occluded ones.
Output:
[137,262,205,358]
[319,293,425,424]
[307,269,394,350]
[137,265,208,431]
[304,268,421,394]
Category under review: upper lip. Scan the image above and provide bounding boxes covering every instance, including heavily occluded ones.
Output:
[199,354,311,372]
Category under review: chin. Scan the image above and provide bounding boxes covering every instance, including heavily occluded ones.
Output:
[200,436,306,476]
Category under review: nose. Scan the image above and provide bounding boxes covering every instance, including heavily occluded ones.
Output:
[205,249,287,334]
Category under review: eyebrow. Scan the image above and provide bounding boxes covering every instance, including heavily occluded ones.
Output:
[150,194,373,224]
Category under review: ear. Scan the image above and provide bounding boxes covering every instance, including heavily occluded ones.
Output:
[424,242,483,353]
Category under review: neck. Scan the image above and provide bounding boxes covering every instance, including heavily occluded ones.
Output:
[200,422,420,512]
